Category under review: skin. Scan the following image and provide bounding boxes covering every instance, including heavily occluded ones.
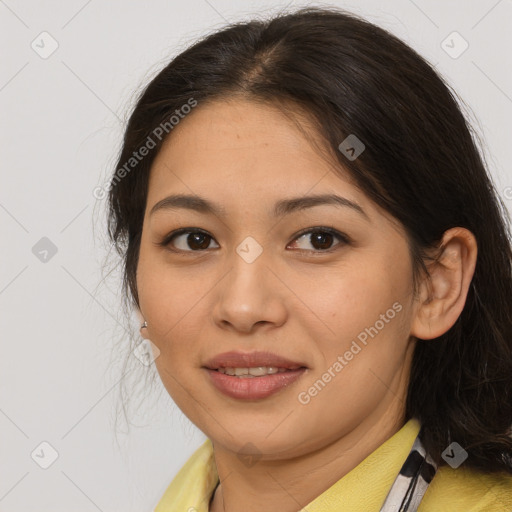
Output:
[135,98,477,512]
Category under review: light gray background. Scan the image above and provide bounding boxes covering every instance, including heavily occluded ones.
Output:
[1,0,511,511]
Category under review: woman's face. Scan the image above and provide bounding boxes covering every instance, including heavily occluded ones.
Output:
[136,98,418,458]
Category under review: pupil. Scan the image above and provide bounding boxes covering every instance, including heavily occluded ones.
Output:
[312,231,332,250]
[189,233,210,250]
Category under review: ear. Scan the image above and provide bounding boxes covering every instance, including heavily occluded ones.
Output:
[135,309,147,338]
[410,227,478,340]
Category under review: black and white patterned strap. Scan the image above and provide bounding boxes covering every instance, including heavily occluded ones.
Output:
[379,426,437,512]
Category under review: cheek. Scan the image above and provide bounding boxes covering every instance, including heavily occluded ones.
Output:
[299,262,403,338]
[137,242,198,321]
[136,252,220,402]
[137,255,207,409]
[304,260,412,382]
[294,276,411,430]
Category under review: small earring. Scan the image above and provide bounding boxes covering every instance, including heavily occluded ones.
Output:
[141,320,148,329]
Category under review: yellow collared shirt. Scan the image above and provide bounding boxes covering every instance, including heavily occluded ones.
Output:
[154,419,512,511]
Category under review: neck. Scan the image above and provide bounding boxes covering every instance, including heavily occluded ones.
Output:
[209,404,406,512]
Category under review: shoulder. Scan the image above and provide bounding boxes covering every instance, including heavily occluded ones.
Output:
[154,438,218,512]
[419,464,512,512]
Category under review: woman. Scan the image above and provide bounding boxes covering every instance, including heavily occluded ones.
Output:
[106,7,512,511]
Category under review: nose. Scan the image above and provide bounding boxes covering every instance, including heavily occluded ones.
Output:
[212,247,288,335]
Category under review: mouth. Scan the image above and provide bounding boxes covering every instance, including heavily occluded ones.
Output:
[213,366,305,377]
[202,350,308,399]
[203,350,307,372]
[204,366,307,400]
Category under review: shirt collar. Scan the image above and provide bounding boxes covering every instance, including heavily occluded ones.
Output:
[154,418,421,512]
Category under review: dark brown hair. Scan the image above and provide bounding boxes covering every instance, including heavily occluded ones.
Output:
[106,6,512,473]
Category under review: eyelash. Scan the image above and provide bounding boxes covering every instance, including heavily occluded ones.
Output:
[157,226,351,255]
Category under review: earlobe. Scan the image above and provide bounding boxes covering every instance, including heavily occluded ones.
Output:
[140,320,148,338]
[410,227,477,340]
[135,308,148,337]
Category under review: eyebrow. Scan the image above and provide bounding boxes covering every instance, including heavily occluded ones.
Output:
[150,193,369,220]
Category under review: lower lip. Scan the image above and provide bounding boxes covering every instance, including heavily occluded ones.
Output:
[205,368,307,400]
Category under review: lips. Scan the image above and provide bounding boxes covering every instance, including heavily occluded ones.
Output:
[205,367,307,400]
[203,350,307,371]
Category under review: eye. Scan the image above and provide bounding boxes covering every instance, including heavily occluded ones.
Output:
[158,226,349,254]
[287,227,349,252]
[160,228,219,252]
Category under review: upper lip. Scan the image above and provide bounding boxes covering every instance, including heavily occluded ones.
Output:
[203,350,307,370]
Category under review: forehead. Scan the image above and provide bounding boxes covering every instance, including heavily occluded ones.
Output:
[148,98,361,199]
[144,98,407,244]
